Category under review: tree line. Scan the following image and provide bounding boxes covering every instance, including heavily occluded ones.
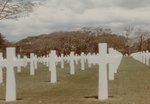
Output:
[14,31,128,56]
[0,28,150,57]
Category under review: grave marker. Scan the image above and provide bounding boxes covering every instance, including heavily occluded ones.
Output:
[87,43,122,100]
[61,54,64,69]
[145,51,150,66]
[34,55,38,70]
[17,55,21,72]
[81,52,85,70]
[70,52,75,75]
[6,48,17,102]
[98,43,108,100]
[30,53,35,75]
[49,50,57,83]
[0,52,3,84]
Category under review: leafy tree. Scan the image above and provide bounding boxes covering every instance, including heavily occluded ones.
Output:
[123,25,134,55]
[132,28,150,51]
[147,39,150,51]
[0,33,7,53]
[16,30,127,56]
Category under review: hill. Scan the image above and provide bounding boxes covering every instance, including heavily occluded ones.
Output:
[16,31,127,56]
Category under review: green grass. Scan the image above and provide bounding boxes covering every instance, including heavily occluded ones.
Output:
[0,57,150,104]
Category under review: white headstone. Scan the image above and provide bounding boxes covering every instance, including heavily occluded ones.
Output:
[46,55,49,67]
[87,53,92,68]
[23,56,28,67]
[0,52,3,84]
[17,55,21,73]
[30,53,35,75]
[6,48,16,102]
[87,43,122,101]
[70,52,75,75]
[146,51,149,66]
[49,50,57,83]
[98,43,108,100]
[61,54,64,69]
[81,52,85,70]
[108,48,115,80]
[34,55,38,70]
[142,51,146,64]
[75,54,78,65]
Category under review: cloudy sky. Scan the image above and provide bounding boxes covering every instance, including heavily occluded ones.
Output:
[0,0,150,41]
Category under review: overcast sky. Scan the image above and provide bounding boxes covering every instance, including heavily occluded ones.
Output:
[0,0,150,41]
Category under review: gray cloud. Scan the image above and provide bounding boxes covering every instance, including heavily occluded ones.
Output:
[114,0,150,9]
[0,0,150,41]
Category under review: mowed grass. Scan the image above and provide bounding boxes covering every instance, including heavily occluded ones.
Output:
[0,57,150,104]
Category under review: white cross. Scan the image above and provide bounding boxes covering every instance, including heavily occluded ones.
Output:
[60,53,64,69]
[30,53,35,75]
[86,53,92,68]
[108,48,122,80]
[49,50,57,83]
[81,52,85,70]
[69,52,75,75]
[145,51,150,66]
[87,43,122,100]
[34,55,38,70]
[2,47,27,102]
[75,54,79,65]
[0,52,3,84]
[131,51,150,66]
[17,55,21,73]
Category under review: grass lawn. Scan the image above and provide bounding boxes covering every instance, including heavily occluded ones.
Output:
[0,57,150,104]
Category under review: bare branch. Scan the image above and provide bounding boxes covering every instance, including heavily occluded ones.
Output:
[124,25,134,38]
[0,0,35,20]
[0,0,10,18]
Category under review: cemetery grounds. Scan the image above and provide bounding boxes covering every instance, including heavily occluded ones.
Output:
[0,56,150,104]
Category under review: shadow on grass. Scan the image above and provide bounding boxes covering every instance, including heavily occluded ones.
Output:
[84,95,98,99]
[44,79,61,83]
[0,98,23,101]
[84,95,114,99]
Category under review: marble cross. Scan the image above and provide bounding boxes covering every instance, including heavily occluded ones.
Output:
[87,43,122,100]
[2,47,27,102]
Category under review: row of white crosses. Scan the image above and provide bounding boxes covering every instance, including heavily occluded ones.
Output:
[0,49,58,102]
[61,52,86,73]
[20,50,97,83]
[50,43,122,100]
[34,43,122,100]
[0,43,122,102]
[131,51,150,66]
[26,51,60,83]
[0,49,86,102]
[0,49,59,102]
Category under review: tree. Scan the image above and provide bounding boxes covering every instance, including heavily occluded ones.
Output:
[123,25,134,55]
[0,32,5,45]
[124,25,134,38]
[135,28,150,51]
[147,39,150,51]
[0,0,34,20]
[0,32,7,53]
[0,0,38,55]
